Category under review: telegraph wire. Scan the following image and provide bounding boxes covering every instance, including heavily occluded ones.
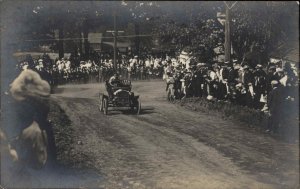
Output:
[24,34,154,42]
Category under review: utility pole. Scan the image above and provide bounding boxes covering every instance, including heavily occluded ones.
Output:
[134,23,140,62]
[224,5,231,63]
[58,25,64,59]
[107,12,124,71]
[113,12,117,70]
[223,1,238,63]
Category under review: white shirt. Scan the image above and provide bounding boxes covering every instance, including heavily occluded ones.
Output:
[145,60,151,68]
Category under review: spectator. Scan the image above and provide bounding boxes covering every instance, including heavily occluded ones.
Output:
[266,80,284,133]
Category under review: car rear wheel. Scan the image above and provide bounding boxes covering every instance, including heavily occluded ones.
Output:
[103,98,108,115]
[98,94,103,112]
[136,100,141,115]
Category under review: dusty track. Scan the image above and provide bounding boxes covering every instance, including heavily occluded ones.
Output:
[52,80,299,189]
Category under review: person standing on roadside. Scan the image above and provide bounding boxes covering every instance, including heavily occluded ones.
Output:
[266,80,283,133]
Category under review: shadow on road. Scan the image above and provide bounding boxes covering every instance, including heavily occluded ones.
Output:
[103,106,156,116]
[2,159,104,188]
[53,87,90,94]
[138,107,156,115]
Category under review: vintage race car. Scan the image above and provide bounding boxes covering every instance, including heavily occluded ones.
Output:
[98,80,141,115]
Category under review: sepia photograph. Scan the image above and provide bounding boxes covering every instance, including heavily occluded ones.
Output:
[0,1,299,188]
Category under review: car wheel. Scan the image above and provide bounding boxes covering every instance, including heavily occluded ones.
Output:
[99,94,103,112]
[103,98,108,115]
[136,100,141,115]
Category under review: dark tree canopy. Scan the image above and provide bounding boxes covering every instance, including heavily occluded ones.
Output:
[230,1,298,65]
[1,1,298,61]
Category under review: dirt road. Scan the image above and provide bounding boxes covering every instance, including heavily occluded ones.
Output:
[52,80,299,189]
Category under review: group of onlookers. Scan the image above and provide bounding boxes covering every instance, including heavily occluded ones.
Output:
[163,57,298,134]
[16,54,167,86]
[16,53,298,134]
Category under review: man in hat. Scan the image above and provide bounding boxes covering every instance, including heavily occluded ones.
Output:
[241,65,254,87]
[190,64,200,97]
[219,61,233,99]
[266,80,283,133]
[274,68,285,81]
[182,69,193,98]
[170,64,183,97]
[232,59,238,66]
[107,72,122,97]
[207,65,221,99]
[35,59,44,71]
[266,66,277,94]
[253,64,267,109]
[227,62,239,99]
[226,62,237,82]
[109,72,121,86]
[195,63,209,97]
[241,65,255,104]
[235,83,247,106]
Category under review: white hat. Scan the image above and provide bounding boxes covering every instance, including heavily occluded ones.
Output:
[207,95,214,101]
[243,65,249,69]
[236,83,243,88]
[271,80,279,85]
[255,64,263,68]
[197,63,206,66]
[234,65,241,70]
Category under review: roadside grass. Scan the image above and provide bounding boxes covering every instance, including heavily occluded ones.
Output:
[175,97,299,142]
[48,98,74,164]
[48,98,94,169]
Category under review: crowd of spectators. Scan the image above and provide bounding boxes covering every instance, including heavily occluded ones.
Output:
[16,52,298,134]
[16,54,165,87]
[163,57,298,134]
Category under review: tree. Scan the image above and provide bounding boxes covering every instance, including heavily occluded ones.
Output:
[230,1,298,66]
[149,2,223,62]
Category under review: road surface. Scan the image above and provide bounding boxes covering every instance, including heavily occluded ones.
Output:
[51,80,299,189]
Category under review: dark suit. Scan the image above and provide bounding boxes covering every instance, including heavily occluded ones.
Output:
[242,71,254,86]
[227,68,237,84]
[253,69,267,109]
[267,86,283,133]
[266,72,277,93]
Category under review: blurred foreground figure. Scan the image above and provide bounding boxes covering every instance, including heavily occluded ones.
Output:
[9,69,50,101]
[1,69,52,187]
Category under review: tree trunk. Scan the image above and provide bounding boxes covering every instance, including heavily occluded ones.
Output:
[58,26,64,59]
[83,20,89,59]
[224,7,231,63]
[134,23,140,59]
[79,31,83,56]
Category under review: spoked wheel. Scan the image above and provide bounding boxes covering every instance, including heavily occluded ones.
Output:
[98,94,103,112]
[103,97,108,115]
[131,100,141,115]
[135,100,141,115]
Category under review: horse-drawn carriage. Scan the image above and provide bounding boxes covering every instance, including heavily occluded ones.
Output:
[98,80,141,115]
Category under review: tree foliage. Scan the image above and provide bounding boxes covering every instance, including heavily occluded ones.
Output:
[1,1,298,62]
[231,1,298,66]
